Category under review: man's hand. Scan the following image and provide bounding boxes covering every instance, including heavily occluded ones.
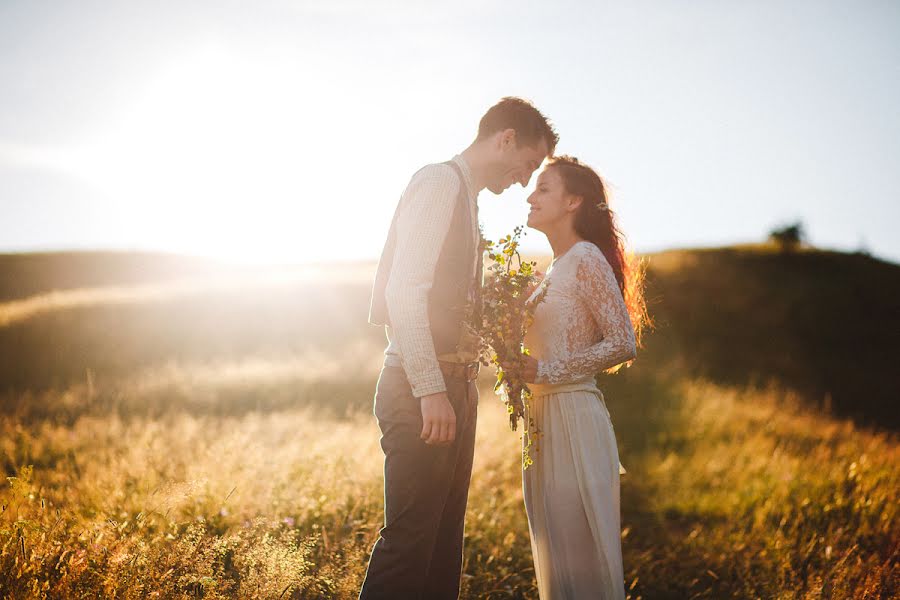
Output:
[420,392,456,445]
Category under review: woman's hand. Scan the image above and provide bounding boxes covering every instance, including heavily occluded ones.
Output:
[523,269,545,298]
[501,354,539,383]
[520,354,539,383]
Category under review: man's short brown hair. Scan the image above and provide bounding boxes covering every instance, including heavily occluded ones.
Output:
[476,97,559,155]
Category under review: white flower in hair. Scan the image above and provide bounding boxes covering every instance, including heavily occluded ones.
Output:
[596,199,609,211]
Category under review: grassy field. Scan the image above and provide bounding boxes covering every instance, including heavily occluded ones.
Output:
[1,248,897,598]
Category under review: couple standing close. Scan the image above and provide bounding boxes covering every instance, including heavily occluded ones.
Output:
[363,97,646,600]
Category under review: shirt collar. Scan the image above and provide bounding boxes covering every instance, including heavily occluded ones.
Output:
[451,154,478,206]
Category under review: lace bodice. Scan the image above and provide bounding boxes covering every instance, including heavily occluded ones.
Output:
[525,240,637,385]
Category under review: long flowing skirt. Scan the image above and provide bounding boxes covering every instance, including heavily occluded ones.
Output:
[522,384,626,600]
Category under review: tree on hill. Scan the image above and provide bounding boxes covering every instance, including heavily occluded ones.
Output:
[769,221,805,253]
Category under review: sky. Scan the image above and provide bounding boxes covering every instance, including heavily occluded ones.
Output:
[1,0,898,264]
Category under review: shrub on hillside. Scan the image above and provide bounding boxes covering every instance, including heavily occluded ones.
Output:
[769,222,806,253]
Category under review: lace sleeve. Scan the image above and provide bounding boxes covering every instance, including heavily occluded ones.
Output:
[535,245,637,384]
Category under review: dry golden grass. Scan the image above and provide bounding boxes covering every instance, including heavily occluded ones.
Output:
[617,379,898,598]
[0,369,532,599]
[1,366,897,599]
[0,248,897,598]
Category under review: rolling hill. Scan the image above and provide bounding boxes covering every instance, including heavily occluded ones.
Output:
[0,245,897,428]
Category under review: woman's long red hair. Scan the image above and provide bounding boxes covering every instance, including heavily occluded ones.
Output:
[548,155,650,349]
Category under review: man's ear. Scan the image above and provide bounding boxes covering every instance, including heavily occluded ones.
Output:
[498,128,517,150]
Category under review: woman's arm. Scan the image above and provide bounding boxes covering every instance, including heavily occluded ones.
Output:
[534,245,636,384]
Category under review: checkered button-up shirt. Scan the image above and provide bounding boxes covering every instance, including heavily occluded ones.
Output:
[381,154,481,398]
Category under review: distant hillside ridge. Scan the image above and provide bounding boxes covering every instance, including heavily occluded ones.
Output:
[0,251,231,302]
[640,245,900,429]
[0,245,897,429]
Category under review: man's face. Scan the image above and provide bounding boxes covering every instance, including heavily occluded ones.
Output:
[485,130,550,195]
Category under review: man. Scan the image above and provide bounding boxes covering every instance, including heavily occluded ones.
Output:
[362,97,558,600]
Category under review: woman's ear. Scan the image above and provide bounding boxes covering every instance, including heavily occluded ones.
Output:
[566,194,584,213]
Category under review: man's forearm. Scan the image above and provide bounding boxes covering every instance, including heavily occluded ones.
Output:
[385,281,446,397]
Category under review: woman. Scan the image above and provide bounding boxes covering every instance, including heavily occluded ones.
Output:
[516,155,648,599]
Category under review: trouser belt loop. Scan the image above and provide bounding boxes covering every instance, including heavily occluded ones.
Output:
[438,361,480,405]
[464,362,479,405]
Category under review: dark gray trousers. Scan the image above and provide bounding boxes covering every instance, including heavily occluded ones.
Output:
[359,365,478,600]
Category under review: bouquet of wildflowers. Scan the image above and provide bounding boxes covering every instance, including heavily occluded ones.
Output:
[471,226,549,467]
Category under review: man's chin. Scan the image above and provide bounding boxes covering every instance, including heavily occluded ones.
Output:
[486,180,513,195]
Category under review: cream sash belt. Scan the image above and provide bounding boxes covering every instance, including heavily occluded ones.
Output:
[526,380,627,475]
[528,380,601,398]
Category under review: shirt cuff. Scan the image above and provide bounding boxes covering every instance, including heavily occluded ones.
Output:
[407,369,447,398]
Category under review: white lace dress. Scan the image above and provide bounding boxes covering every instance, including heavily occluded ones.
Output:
[522,240,636,600]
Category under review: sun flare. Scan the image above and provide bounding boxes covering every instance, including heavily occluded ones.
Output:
[52,44,397,264]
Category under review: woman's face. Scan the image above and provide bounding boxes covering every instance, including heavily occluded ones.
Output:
[526,167,577,233]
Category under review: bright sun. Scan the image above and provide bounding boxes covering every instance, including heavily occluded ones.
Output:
[56,44,395,264]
